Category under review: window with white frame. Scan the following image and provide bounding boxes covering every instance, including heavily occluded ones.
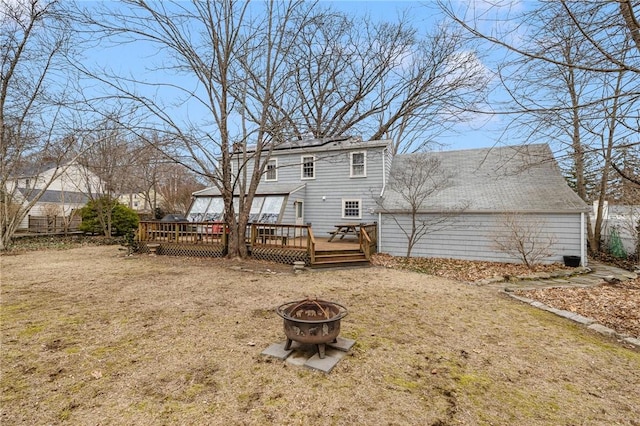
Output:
[265,159,277,181]
[301,155,315,179]
[350,151,366,177]
[342,199,361,219]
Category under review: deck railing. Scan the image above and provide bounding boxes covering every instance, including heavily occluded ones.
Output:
[138,221,228,246]
[308,228,316,264]
[138,221,311,249]
[138,221,372,265]
[359,223,378,259]
[249,223,310,249]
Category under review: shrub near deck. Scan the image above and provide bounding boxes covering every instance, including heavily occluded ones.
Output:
[1,246,639,425]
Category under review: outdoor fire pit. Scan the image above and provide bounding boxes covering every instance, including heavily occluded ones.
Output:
[276,298,348,359]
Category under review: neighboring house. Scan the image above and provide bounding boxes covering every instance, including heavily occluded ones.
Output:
[188,139,589,265]
[378,144,589,265]
[595,202,639,255]
[188,136,392,235]
[118,191,162,216]
[10,162,102,231]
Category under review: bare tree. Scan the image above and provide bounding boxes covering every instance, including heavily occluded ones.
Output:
[77,1,317,257]
[0,0,87,250]
[492,213,557,268]
[76,115,139,236]
[284,11,490,154]
[156,163,204,215]
[377,154,467,258]
[78,1,490,257]
[439,0,640,254]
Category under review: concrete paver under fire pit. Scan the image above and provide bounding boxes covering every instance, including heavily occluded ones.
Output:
[261,337,356,373]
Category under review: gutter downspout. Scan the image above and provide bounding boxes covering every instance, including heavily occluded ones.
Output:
[377,147,388,254]
[378,212,382,253]
[581,212,587,267]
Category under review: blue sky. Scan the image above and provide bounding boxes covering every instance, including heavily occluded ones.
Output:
[82,0,506,152]
[321,1,506,150]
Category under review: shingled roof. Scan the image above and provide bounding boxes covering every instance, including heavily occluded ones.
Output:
[380,143,588,214]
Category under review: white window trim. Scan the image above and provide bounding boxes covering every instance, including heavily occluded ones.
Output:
[265,158,278,182]
[342,198,362,219]
[301,155,315,180]
[350,151,367,178]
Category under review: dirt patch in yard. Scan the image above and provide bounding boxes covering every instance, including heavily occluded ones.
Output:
[2,247,640,425]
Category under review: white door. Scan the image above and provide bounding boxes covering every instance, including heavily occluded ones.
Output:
[295,200,304,237]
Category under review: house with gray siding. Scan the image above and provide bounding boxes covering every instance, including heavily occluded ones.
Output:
[377,144,590,265]
[188,136,392,237]
[188,139,589,266]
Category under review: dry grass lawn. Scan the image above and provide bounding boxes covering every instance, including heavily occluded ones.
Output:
[2,246,640,425]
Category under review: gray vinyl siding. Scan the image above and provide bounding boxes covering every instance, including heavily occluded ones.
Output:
[242,145,388,235]
[281,186,306,225]
[379,212,584,264]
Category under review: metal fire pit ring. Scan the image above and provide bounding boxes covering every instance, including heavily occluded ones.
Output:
[276,298,348,359]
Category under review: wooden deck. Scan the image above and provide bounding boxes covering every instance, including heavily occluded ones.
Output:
[314,237,360,251]
[137,221,376,268]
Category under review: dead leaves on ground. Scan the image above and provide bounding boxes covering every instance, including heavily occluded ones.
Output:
[371,253,567,283]
[516,279,640,339]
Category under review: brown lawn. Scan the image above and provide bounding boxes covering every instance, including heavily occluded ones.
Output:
[1,246,639,425]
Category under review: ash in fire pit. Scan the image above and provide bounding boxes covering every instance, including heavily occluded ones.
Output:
[276,298,348,359]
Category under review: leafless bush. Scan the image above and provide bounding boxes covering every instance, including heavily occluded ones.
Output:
[493,213,557,268]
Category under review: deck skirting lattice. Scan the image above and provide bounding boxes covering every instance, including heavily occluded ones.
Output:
[251,246,309,266]
[141,242,225,258]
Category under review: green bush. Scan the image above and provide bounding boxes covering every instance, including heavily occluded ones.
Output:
[79,197,139,236]
[608,228,627,259]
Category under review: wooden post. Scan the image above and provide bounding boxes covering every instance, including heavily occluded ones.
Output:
[222,223,228,248]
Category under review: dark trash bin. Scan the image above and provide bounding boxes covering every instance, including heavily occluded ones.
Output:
[563,255,581,267]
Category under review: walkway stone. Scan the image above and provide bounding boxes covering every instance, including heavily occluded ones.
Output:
[494,261,639,349]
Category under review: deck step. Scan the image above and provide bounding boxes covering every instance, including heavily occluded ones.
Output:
[311,252,370,268]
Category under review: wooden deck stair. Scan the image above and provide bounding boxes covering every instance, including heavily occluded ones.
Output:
[311,248,370,268]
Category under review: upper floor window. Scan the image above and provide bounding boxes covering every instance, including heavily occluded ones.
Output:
[301,155,315,179]
[265,159,277,181]
[350,151,366,177]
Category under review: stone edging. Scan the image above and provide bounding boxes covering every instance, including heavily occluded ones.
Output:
[473,266,592,286]
[504,291,640,350]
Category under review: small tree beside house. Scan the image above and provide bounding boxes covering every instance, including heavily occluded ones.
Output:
[376,154,469,258]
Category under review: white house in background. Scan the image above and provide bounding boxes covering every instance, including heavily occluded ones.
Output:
[188,139,589,265]
[118,190,163,216]
[596,203,639,255]
[10,162,102,230]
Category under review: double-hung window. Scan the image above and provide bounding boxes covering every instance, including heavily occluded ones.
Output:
[342,199,361,219]
[301,155,315,179]
[350,151,366,177]
[265,159,277,181]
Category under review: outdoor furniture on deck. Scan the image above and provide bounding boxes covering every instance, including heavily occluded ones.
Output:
[256,227,289,245]
[328,223,360,242]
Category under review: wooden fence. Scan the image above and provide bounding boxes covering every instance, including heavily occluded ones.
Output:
[28,215,81,234]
